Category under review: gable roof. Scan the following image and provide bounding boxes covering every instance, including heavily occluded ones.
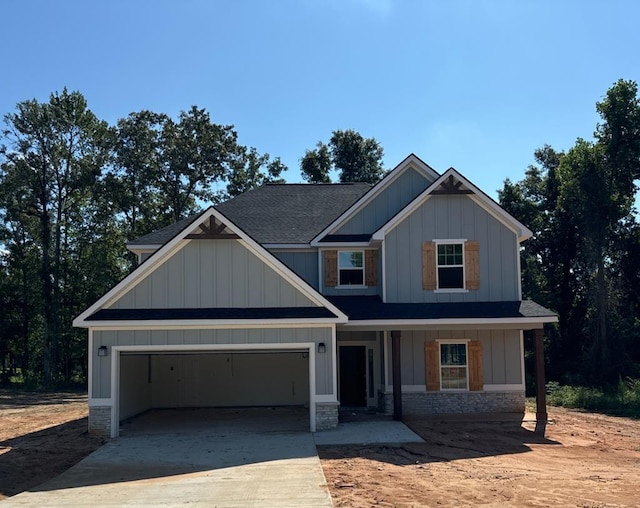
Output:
[126,183,371,249]
[74,206,348,327]
[310,154,439,245]
[372,167,533,242]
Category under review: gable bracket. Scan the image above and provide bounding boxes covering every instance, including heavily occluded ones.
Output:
[185,216,240,240]
[431,175,473,195]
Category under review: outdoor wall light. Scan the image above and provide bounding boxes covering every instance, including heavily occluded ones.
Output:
[97,345,108,357]
[317,342,326,354]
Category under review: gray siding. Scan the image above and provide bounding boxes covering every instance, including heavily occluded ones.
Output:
[394,329,522,386]
[93,327,333,399]
[335,167,433,235]
[385,195,519,302]
[271,250,319,290]
[110,239,315,309]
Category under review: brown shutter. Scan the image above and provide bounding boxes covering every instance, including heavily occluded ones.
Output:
[422,242,436,290]
[465,241,480,290]
[424,341,440,391]
[324,250,338,287]
[365,250,378,286]
[468,340,484,391]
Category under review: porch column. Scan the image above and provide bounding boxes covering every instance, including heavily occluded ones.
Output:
[534,327,548,427]
[391,330,402,421]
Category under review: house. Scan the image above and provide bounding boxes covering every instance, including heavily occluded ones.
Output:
[73,154,557,437]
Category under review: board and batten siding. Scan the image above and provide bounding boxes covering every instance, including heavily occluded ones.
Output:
[110,239,316,309]
[92,327,333,399]
[395,329,522,386]
[271,250,319,289]
[385,195,519,302]
[335,167,433,235]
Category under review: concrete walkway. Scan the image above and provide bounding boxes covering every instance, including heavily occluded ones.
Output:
[3,408,332,508]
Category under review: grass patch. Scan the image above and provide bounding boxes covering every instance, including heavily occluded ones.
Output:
[545,378,640,418]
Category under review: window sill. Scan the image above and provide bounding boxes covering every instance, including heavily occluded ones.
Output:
[433,288,469,293]
[335,285,369,289]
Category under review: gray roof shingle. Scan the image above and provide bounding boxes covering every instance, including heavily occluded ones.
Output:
[127,183,372,246]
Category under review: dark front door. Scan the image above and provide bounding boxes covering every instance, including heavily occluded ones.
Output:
[339,345,366,407]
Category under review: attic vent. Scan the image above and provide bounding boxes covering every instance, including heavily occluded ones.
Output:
[431,175,473,195]
[185,216,239,240]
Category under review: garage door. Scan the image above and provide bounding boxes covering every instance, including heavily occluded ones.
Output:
[119,351,310,422]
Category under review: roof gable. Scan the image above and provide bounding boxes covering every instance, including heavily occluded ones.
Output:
[74,207,348,327]
[372,167,533,242]
[310,154,439,245]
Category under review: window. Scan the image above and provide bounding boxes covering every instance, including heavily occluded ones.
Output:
[437,242,464,289]
[440,343,468,390]
[338,250,364,285]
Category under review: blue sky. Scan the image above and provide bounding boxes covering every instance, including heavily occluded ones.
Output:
[2,0,639,197]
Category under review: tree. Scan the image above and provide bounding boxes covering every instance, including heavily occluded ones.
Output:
[1,89,112,385]
[300,129,385,183]
[221,146,286,200]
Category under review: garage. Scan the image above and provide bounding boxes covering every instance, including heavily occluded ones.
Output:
[111,344,317,437]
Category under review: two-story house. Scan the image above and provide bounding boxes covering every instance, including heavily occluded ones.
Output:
[74,154,557,437]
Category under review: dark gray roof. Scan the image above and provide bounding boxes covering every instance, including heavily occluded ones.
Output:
[88,307,336,321]
[126,212,205,246]
[326,296,557,321]
[127,183,372,247]
[216,183,372,244]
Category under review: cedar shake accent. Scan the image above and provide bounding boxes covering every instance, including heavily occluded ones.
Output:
[424,341,440,391]
[324,250,338,287]
[365,250,378,286]
[465,241,480,290]
[422,242,436,290]
[468,340,484,391]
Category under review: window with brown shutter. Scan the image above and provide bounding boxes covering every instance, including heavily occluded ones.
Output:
[425,340,483,392]
[465,241,480,290]
[422,242,436,290]
[365,250,378,286]
[324,250,338,287]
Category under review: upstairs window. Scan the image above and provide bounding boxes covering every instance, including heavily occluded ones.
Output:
[338,250,364,286]
[437,242,464,289]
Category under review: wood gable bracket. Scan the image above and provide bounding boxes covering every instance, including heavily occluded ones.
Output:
[431,175,474,195]
[185,216,240,240]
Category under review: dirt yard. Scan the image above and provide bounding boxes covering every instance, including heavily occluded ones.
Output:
[319,409,640,507]
[0,392,639,506]
[0,390,103,500]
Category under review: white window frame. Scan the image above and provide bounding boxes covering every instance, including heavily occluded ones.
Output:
[434,239,468,293]
[438,339,469,391]
[337,250,366,288]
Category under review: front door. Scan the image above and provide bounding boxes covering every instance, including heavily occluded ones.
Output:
[339,345,367,406]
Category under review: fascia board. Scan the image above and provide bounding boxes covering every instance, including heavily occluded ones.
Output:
[310,154,440,246]
[76,318,345,330]
[341,316,558,328]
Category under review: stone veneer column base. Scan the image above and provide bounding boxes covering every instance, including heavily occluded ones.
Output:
[315,402,339,430]
[378,390,525,415]
[89,406,112,437]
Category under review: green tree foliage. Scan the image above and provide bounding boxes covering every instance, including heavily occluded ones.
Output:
[300,129,385,183]
[499,79,640,386]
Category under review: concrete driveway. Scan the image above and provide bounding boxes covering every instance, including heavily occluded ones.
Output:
[2,408,332,507]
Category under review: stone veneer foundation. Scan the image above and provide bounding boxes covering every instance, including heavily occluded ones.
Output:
[378,390,525,415]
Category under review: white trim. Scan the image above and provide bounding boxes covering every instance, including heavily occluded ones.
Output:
[372,167,533,242]
[88,329,94,401]
[383,384,428,393]
[315,395,339,403]
[516,242,523,299]
[74,207,347,327]
[483,384,526,392]
[341,316,557,328]
[310,154,439,245]
[383,331,389,389]
[109,342,318,438]
[520,330,526,386]
[331,325,338,401]
[85,318,342,330]
[88,398,113,407]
